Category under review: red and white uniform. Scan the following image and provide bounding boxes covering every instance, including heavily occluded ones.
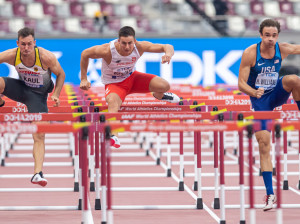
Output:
[101,39,141,85]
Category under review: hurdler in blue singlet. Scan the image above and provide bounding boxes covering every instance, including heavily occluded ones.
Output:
[247,42,291,130]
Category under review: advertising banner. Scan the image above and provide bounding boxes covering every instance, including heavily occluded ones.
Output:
[0,37,260,86]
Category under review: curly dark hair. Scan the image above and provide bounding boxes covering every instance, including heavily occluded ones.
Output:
[259,19,281,34]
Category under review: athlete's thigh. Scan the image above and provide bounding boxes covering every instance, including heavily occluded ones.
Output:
[105,83,127,102]
[0,77,5,93]
[269,77,291,109]
[2,77,27,104]
[24,92,48,113]
[129,71,156,94]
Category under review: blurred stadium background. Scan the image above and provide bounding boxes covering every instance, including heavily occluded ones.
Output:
[0,0,300,86]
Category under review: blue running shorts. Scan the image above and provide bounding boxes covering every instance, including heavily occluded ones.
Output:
[250,77,291,131]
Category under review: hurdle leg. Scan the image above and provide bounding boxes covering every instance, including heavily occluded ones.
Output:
[74,132,80,192]
[80,127,94,224]
[298,131,300,190]
[239,130,245,224]
[271,131,276,176]
[283,131,289,190]
[179,131,184,191]
[106,126,114,224]
[0,134,5,166]
[89,130,95,191]
[275,125,283,224]
[213,131,220,209]
[156,132,161,165]
[196,131,203,209]
[247,126,255,224]
[219,129,225,224]
[167,132,172,177]
[95,130,101,210]
[193,129,198,191]
[101,126,107,224]
[68,133,75,165]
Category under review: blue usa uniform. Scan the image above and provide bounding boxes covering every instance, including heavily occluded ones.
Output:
[247,42,291,130]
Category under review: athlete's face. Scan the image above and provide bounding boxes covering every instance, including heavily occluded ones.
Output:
[260,27,278,48]
[17,35,36,57]
[118,36,136,56]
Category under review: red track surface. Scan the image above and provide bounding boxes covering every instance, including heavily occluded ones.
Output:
[0,132,300,223]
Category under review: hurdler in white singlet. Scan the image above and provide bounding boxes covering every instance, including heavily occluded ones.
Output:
[101,39,141,85]
[15,47,51,90]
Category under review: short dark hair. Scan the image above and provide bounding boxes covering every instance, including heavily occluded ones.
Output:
[259,19,281,34]
[119,26,135,38]
[18,27,35,40]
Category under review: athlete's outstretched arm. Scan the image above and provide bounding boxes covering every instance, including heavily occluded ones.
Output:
[137,41,174,64]
[0,49,17,65]
[41,49,65,107]
[280,42,300,59]
[80,44,109,90]
[238,47,264,99]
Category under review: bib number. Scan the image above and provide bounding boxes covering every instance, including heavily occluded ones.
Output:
[20,73,43,88]
[255,72,278,90]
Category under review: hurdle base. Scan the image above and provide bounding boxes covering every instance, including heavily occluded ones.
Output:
[272,167,276,176]
[90,182,95,192]
[5,151,8,157]
[1,159,4,166]
[213,198,220,209]
[283,180,289,190]
[259,169,262,176]
[220,220,226,224]
[179,181,184,191]
[78,199,82,210]
[196,198,203,209]
[139,143,143,149]
[156,158,160,165]
[74,182,79,192]
[101,222,107,224]
[95,199,101,210]
[193,181,198,191]
[233,148,237,155]
[298,180,300,190]
[150,142,153,149]
[167,169,171,177]
[145,150,149,156]
[240,221,246,224]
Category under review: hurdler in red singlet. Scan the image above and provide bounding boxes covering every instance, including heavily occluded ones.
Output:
[80,26,180,148]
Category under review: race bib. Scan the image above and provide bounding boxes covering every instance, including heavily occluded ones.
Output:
[113,66,133,77]
[20,73,43,88]
[255,72,278,90]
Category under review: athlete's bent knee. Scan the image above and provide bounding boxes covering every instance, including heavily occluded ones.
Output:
[0,78,5,94]
[33,133,45,142]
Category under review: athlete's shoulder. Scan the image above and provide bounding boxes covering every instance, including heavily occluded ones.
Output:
[244,44,257,54]
[0,48,18,65]
[36,47,58,69]
[241,44,257,67]
[37,47,56,63]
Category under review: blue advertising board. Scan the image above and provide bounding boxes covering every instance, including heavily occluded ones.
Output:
[0,37,260,86]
